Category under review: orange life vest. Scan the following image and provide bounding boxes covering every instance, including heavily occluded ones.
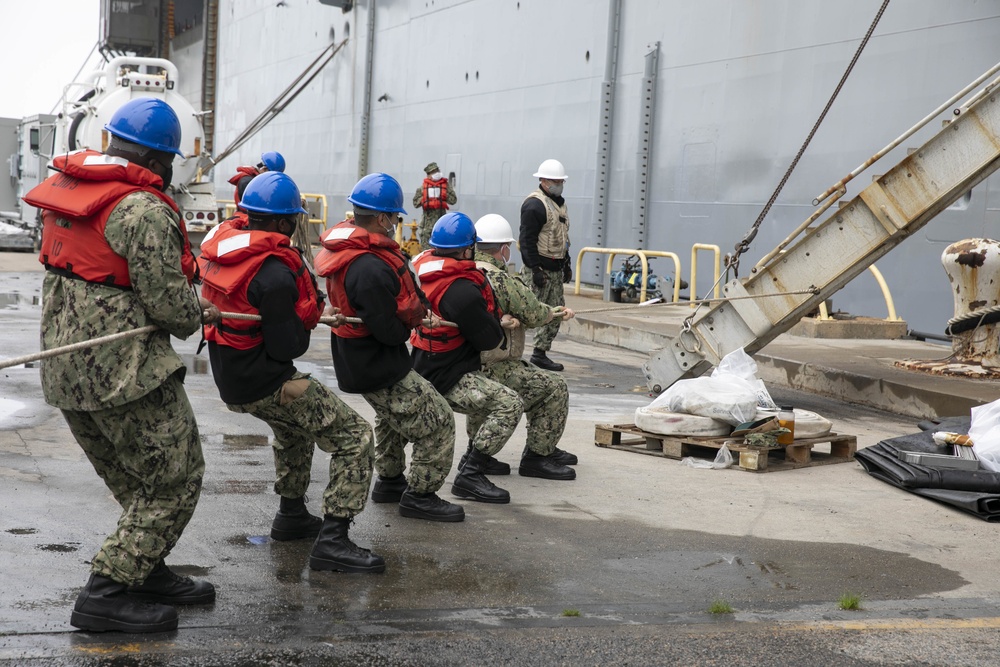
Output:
[421,178,450,210]
[25,150,197,288]
[313,221,425,339]
[199,222,323,351]
[409,251,498,353]
[228,165,260,203]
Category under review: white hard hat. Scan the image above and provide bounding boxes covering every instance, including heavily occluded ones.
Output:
[533,158,568,180]
[475,214,514,243]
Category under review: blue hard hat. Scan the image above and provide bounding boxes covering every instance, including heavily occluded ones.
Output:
[347,172,406,214]
[429,212,478,249]
[104,97,184,157]
[260,151,285,172]
[239,172,308,216]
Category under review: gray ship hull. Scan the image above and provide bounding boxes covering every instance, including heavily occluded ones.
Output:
[197,0,1000,334]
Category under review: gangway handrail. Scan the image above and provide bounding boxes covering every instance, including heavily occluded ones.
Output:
[575,247,684,303]
[689,244,721,308]
[813,59,1000,206]
[817,264,901,322]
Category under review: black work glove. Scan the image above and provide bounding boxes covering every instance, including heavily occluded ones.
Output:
[532,267,547,289]
[562,261,572,283]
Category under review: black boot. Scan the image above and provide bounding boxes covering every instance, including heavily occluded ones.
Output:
[371,474,407,503]
[451,449,511,504]
[127,561,216,605]
[530,348,564,372]
[458,442,511,476]
[270,495,323,541]
[523,444,578,466]
[71,573,178,633]
[519,450,576,480]
[551,447,579,466]
[309,516,386,573]
[399,488,465,522]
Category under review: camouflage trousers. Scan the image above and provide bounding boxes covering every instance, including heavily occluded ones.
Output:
[444,371,523,457]
[228,373,374,519]
[60,372,204,587]
[363,370,455,494]
[417,209,448,248]
[469,360,568,456]
[520,266,565,352]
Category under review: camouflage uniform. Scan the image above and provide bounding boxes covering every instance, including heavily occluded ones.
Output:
[41,191,204,586]
[227,373,374,518]
[478,252,568,456]
[519,266,565,352]
[443,371,523,457]
[363,370,456,493]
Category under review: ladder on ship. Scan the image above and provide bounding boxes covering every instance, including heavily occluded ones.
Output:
[642,62,1000,393]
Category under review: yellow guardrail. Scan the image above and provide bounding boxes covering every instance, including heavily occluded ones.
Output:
[218,194,329,230]
[817,264,902,322]
[574,247,683,303]
[690,243,721,308]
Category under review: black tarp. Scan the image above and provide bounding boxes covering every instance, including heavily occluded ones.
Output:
[855,416,1000,521]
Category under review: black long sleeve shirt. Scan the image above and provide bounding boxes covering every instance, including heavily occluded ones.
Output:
[411,278,504,395]
[519,191,568,272]
[209,257,310,405]
[330,253,416,394]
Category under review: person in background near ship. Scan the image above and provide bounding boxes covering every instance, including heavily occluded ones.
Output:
[519,158,572,372]
[410,212,523,504]
[314,173,465,522]
[227,150,286,213]
[23,97,217,633]
[199,172,384,574]
[470,213,579,480]
[413,161,456,248]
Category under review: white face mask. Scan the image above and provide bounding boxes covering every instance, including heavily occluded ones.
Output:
[430,171,443,180]
[501,244,511,264]
[379,213,396,237]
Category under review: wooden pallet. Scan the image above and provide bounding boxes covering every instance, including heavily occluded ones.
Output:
[594,423,857,472]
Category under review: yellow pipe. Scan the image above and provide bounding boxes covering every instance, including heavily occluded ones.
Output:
[575,247,684,303]
[690,244,721,308]
[817,264,900,322]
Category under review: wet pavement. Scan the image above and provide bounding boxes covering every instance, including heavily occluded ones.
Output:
[4,257,1000,665]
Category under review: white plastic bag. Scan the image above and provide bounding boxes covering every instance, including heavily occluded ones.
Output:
[970,398,1000,472]
[649,376,757,426]
[681,443,733,469]
[711,347,777,411]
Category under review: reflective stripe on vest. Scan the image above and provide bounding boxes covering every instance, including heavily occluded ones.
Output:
[199,223,322,351]
[409,252,498,353]
[313,221,425,338]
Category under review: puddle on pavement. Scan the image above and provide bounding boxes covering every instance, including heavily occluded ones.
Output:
[7,528,38,535]
[227,534,270,546]
[186,355,209,375]
[223,433,270,450]
[36,543,80,553]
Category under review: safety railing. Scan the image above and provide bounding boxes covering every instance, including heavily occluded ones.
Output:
[689,243,721,308]
[300,193,328,230]
[816,264,902,322]
[574,247,682,303]
[218,194,329,230]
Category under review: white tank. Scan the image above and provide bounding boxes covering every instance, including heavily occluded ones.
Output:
[53,56,219,237]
